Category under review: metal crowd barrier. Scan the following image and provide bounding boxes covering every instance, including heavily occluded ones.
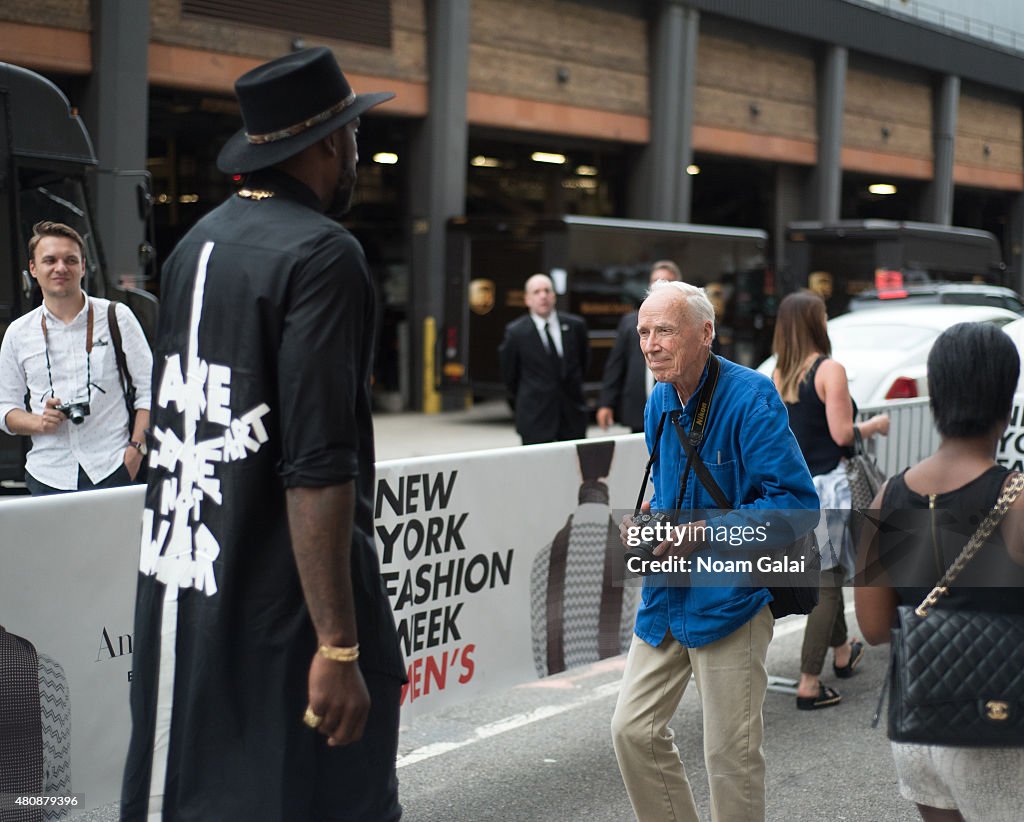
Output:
[858,398,937,478]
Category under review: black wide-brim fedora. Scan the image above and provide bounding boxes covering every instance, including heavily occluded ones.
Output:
[216,47,394,175]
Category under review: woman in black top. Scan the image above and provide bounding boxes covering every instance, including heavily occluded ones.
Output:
[772,292,888,710]
[856,322,1024,822]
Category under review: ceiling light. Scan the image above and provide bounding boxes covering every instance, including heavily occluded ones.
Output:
[531,151,566,165]
[470,155,501,168]
[576,165,598,176]
[869,183,897,195]
[686,164,700,175]
[373,152,399,165]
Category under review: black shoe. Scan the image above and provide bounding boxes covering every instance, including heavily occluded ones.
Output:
[833,640,864,680]
[796,684,842,710]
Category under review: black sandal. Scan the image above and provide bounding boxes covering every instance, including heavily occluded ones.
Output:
[833,640,864,680]
[796,684,842,710]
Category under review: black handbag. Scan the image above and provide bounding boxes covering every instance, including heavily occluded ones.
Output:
[887,472,1024,747]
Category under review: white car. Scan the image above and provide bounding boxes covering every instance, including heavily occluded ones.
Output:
[1002,318,1024,395]
[758,304,1020,407]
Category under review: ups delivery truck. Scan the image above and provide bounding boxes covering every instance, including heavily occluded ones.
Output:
[0,63,154,489]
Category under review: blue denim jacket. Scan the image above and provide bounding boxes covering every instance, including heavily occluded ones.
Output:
[636,356,819,648]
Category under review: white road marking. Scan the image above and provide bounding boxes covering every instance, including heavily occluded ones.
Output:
[397,681,622,768]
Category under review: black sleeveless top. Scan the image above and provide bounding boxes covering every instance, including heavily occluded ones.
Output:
[878,465,1024,615]
[784,355,851,476]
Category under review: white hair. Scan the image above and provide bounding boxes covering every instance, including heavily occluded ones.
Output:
[647,280,717,340]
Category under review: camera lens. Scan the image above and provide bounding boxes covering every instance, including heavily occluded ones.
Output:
[622,544,655,577]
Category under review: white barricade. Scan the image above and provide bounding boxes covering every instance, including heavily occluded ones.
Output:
[860,392,1024,476]
[1,484,143,814]
[858,398,938,477]
[0,434,650,812]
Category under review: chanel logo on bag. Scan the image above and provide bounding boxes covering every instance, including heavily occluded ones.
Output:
[985,700,1010,721]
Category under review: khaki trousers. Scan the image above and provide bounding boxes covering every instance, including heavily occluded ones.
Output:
[611,606,774,822]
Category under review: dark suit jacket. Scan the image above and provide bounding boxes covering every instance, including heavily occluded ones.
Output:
[598,311,647,433]
[499,312,589,444]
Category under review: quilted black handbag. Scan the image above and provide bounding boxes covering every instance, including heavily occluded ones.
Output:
[845,426,886,510]
[887,472,1024,747]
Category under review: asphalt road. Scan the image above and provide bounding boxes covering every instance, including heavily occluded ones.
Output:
[396,606,917,822]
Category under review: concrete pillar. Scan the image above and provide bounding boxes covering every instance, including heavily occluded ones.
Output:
[80,0,150,288]
[813,45,846,222]
[923,74,959,225]
[408,0,470,411]
[634,0,698,222]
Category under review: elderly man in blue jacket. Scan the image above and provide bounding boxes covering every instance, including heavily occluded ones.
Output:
[611,280,817,822]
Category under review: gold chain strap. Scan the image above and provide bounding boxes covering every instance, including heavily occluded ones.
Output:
[916,471,1024,617]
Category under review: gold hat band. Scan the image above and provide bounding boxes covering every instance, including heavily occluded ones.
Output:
[247,91,357,145]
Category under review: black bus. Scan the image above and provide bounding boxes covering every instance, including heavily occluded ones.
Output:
[784,219,1008,316]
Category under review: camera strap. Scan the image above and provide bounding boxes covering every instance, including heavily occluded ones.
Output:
[671,354,723,509]
[40,299,94,402]
[633,411,668,515]
[632,353,722,515]
[107,302,137,425]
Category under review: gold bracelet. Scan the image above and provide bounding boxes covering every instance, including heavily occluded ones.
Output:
[318,643,359,663]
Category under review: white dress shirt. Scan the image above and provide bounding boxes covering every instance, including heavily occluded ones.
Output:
[530,311,564,357]
[0,294,153,489]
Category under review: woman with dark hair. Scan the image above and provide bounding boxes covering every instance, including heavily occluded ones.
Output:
[855,322,1024,822]
[771,291,889,709]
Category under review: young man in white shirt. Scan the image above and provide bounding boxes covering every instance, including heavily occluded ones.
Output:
[0,221,152,494]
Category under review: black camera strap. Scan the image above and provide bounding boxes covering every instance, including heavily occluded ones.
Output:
[40,299,94,403]
[672,423,730,510]
[671,354,723,510]
[634,411,668,515]
[632,353,722,515]
[107,302,137,426]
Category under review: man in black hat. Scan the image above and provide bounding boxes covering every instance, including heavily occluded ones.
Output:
[122,48,405,821]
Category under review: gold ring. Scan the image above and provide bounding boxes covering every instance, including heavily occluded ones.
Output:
[303,706,323,729]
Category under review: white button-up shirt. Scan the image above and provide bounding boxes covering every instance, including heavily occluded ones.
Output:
[0,294,153,489]
[530,310,564,357]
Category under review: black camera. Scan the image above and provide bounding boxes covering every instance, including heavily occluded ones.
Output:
[56,401,91,425]
[624,510,674,572]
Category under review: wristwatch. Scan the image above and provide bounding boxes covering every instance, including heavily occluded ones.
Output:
[128,440,148,456]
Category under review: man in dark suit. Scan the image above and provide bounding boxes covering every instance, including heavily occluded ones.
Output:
[500,273,589,445]
[596,260,681,433]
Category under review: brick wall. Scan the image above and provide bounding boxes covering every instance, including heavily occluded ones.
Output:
[844,61,933,161]
[0,0,88,30]
[150,0,426,84]
[956,86,1023,174]
[469,0,647,116]
[695,29,817,143]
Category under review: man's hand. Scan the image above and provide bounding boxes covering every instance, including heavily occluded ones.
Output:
[37,397,66,434]
[123,445,143,480]
[619,500,648,548]
[306,652,370,747]
[620,502,706,558]
[596,406,615,430]
[653,519,706,558]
